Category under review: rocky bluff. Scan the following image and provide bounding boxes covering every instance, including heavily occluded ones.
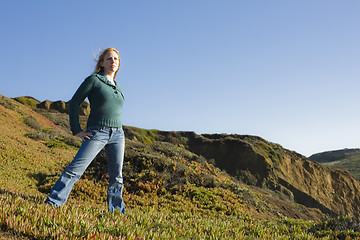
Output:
[13,97,90,116]
[37,100,90,116]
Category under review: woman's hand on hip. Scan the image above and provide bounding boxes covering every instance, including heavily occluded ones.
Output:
[76,131,93,141]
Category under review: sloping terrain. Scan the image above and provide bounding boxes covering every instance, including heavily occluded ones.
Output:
[0,95,326,219]
[3,95,360,238]
[1,95,320,220]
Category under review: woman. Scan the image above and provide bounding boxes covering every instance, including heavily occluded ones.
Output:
[45,48,126,214]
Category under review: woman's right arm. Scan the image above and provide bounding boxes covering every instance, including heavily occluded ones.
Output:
[68,76,95,136]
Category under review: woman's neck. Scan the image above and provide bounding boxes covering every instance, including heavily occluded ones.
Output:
[104,72,115,82]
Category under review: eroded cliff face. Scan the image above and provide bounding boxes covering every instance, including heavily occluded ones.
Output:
[184,133,360,218]
[275,149,360,217]
[186,134,276,187]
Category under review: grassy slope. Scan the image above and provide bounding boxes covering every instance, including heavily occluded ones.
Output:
[310,149,360,179]
[1,95,360,239]
[0,95,76,196]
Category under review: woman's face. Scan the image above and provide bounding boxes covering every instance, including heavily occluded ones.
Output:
[101,51,120,74]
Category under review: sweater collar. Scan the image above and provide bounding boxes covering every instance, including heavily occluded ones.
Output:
[95,73,118,88]
[93,73,124,99]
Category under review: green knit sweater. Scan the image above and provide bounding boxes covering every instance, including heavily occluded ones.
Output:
[68,73,125,135]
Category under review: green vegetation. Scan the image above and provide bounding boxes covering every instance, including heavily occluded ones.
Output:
[310,149,360,179]
[2,189,360,239]
[243,135,283,164]
[44,137,80,150]
[126,126,160,145]
[13,96,40,109]
[1,94,360,239]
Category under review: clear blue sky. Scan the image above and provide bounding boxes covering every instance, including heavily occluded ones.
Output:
[1,1,360,156]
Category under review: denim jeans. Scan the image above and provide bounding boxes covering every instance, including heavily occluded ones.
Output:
[45,126,126,214]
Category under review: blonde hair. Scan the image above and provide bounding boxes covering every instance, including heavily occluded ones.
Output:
[94,48,120,79]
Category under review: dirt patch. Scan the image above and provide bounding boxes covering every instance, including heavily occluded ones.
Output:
[262,194,324,221]
[0,230,27,240]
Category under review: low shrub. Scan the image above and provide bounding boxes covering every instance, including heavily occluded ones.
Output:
[23,115,42,130]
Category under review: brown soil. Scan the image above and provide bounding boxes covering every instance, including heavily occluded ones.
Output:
[0,230,27,240]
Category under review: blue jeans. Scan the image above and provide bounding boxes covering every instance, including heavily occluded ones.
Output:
[45,126,126,214]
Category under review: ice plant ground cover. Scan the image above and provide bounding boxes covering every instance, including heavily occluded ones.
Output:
[2,189,360,239]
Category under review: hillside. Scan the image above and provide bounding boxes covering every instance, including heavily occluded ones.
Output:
[2,94,360,239]
[310,148,360,179]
